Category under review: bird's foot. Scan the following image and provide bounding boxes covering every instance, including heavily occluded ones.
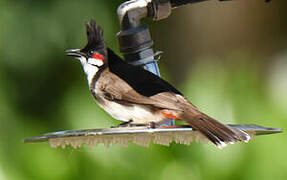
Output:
[111,120,135,128]
[146,122,160,129]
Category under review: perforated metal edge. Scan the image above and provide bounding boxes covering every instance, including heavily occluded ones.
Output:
[24,124,282,149]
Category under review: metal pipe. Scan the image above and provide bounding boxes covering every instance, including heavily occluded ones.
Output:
[117,0,271,26]
[170,0,227,9]
[117,0,162,76]
[117,0,151,29]
[116,0,172,124]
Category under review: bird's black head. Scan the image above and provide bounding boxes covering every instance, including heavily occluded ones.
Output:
[81,19,106,57]
[66,19,107,68]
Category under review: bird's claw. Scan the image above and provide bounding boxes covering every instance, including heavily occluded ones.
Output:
[146,122,160,129]
[111,120,135,128]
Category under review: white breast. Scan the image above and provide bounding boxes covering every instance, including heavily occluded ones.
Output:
[91,85,164,124]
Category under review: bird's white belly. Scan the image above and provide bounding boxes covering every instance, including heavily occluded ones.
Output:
[96,97,163,124]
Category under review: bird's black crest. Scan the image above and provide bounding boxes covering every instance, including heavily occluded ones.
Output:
[81,19,106,53]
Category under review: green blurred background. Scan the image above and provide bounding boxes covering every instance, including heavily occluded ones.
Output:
[0,0,286,179]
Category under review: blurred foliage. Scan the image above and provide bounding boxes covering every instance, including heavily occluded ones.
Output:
[0,0,286,180]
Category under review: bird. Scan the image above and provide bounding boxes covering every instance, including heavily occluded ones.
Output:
[66,19,250,148]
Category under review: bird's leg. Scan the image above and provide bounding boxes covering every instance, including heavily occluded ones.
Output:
[111,120,135,128]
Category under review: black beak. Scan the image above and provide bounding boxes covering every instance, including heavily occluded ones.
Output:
[65,49,86,58]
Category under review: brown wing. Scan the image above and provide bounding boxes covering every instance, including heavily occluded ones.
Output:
[97,69,185,112]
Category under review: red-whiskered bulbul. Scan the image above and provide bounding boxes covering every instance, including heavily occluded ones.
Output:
[66,19,250,148]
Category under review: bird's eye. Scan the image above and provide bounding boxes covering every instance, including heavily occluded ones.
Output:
[89,50,94,56]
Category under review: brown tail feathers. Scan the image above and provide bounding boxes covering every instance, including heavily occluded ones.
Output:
[182,112,250,148]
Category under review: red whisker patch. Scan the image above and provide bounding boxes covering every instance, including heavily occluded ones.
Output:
[161,111,180,120]
[92,53,104,61]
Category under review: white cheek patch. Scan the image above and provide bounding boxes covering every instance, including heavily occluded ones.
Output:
[88,58,104,66]
[83,64,99,85]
